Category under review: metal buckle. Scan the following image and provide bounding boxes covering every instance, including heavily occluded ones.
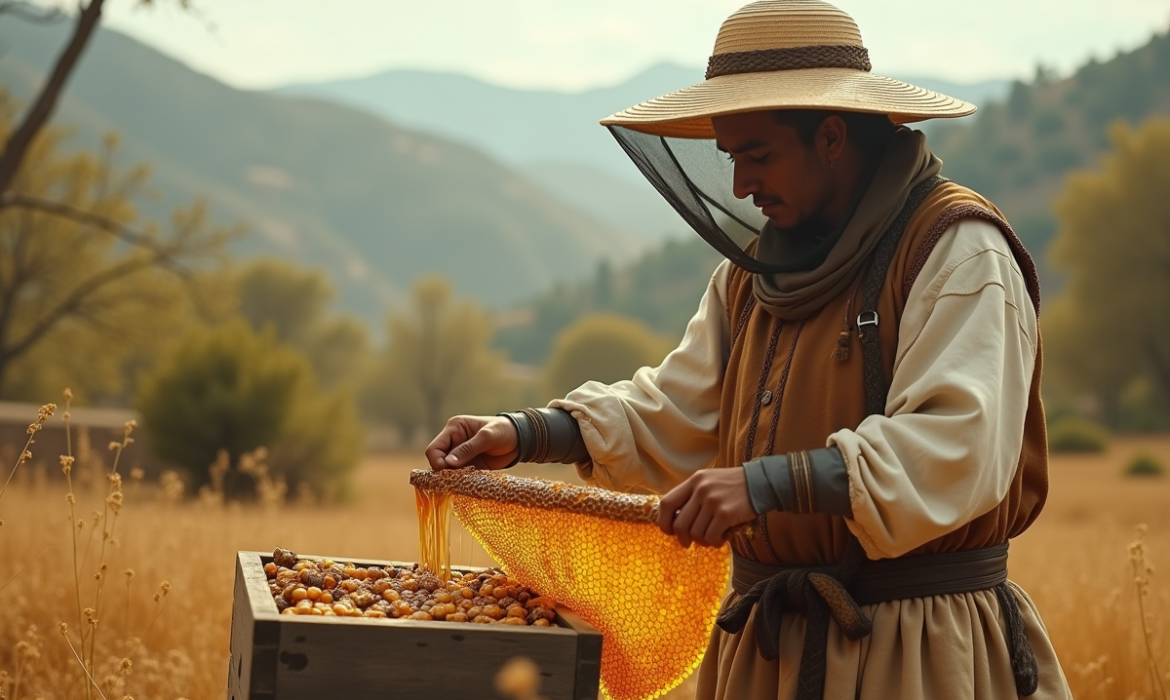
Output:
[856,310,879,329]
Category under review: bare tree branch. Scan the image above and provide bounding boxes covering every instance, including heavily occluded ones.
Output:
[1,191,173,260]
[0,2,66,24]
[0,0,104,198]
[0,252,162,364]
[0,191,235,354]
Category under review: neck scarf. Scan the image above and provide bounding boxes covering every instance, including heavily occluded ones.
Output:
[752,128,942,319]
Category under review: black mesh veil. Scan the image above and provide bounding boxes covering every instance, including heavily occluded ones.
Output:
[609,125,792,275]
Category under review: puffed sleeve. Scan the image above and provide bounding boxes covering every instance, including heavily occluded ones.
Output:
[547,260,733,495]
[829,219,1039,559]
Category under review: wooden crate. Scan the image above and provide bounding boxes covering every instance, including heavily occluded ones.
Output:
[228,551,602,700]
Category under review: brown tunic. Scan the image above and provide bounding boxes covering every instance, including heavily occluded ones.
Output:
[692,183,1070,700]
[719,182,1048,567]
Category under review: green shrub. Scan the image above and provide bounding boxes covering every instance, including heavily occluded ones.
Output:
[1124,452,1165,477]
[1047,415,1109,453]
[136,318,362,500]
[541,313,673,400]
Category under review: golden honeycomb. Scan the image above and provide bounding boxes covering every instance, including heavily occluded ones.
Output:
[411,469,730,700]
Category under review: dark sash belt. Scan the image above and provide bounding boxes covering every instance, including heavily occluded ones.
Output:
[716,541,1039,700]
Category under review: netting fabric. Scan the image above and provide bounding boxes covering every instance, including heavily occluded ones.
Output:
[411,469,730,700]
[609,125,783,274]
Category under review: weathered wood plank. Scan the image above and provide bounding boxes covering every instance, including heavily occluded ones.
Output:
[273,614,580,698]
[230,551,603,700]
[227,555,251,700]
[556,608,603,700]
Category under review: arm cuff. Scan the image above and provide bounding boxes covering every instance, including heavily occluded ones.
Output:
[742,447,852,517]
[497,408,589,466]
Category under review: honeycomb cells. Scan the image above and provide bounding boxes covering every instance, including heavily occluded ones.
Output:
[412,469,730,700]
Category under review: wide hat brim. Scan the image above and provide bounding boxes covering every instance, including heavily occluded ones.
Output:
[601,68,975,139]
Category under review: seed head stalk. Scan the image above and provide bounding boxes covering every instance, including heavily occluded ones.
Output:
[59,624,108,700]
[59,389,91,700]
[0,403,55,504]
[1129,525,1168,700]
[84,419,135,688]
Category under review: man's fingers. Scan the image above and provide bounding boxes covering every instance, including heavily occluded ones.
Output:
[424,433,458,470]
[690,508,715,548]
[703,512,734,548]
[658,479,695,535]
[445,428,498,468]
[671,496,702,549]
[424,416,479,470]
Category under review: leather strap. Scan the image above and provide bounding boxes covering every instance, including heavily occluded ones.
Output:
[731,543,1009,603]
[856,175,947,417]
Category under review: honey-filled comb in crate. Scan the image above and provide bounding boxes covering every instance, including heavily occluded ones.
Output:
[228,549,601,700]
[410,469,731,700]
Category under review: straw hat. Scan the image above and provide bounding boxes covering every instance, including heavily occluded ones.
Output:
[602,0,975,139]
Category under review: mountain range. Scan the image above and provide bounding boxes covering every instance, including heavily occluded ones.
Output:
[276,68,1010,239]
[0,21,644,325]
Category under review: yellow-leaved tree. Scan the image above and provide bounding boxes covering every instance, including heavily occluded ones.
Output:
[235,258,371,390]
[0,105,232,402]
[1044,117,1170,426]
[365,276,511,440]
[541,313,673,401]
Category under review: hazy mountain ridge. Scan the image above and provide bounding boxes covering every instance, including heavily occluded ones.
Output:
[276,68,1010,241]
[275,64,704,182]
[274,66,1010,179]
[0,21,640,325]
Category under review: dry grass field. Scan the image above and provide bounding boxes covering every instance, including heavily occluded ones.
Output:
[0,427,1167,699]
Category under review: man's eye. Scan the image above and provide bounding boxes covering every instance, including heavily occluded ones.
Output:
[725,152,768,164]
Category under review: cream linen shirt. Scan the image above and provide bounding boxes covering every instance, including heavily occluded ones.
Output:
[550,219,1038,560]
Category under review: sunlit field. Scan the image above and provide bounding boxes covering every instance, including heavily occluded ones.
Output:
[0,434,1167,699]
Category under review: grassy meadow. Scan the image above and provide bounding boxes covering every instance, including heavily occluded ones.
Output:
[0,430,1167,699]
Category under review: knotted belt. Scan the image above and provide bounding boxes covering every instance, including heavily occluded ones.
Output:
[715,540,1040,700]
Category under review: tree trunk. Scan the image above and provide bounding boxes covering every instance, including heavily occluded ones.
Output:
[0,0,105,200]
[1146,336,1170,409]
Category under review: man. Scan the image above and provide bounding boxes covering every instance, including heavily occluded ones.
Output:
[426,1,1071,698]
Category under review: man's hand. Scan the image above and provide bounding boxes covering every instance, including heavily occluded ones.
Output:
[424,415,519,471]
[657,468,757,548]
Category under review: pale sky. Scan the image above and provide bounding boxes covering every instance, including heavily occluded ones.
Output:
[55,0,1170,90]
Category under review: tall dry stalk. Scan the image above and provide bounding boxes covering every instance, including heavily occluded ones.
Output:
[0,403,55,505]
[84,418,135,681]
[58,389,87,680]
[1129,524,1169,700]
[0,403,55,601]
[198,447,286,510]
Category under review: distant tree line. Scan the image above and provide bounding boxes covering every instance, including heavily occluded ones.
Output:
[926,28,1170,275]
[495,237,721,365]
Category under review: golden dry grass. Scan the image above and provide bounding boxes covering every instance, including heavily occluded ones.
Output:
[0,434,1167,699]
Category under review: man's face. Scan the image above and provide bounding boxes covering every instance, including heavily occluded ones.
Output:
[712,111,834,230]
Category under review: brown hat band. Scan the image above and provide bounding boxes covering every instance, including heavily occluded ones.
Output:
[705,44,872,80]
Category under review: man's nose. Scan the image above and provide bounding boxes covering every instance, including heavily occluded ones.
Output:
[731,163,759,200]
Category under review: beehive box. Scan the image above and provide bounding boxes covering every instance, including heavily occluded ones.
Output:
[228,551,602,700]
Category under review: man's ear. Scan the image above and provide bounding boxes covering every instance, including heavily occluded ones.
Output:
[818,114,848,164]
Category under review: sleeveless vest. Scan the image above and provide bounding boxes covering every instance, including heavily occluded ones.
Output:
[719,181,1048,566]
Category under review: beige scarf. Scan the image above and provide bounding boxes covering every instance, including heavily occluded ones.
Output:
[753,128,942,319]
